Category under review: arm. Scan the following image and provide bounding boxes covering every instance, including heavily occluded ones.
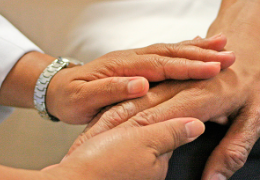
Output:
[0,118,205,180]
[0,166,49,180]
[0,15,43,121]
[68,0,260,179]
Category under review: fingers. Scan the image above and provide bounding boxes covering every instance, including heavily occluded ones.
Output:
[86,69,237,137]
[85,81,183,138]
[124,54,223,80]
[151,56,222,80]
[95,52,232,81]
[135,118,205,156]
[202,102,260,180]
[135,33,226,55]
[138,45,234,71]
[84,34,234,82]
[119,87,215,128]
[54,76,149,124]
[80,76,149,109]
[134,34,235,70]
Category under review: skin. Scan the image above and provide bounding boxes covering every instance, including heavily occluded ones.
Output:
[0,36,234,124]
[0,118,205,180]
[67,0,260,179]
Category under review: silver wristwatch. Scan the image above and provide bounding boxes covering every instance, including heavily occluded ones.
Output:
[34,57,83,122]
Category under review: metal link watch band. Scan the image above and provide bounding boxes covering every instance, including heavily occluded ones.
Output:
[34,57,83,122]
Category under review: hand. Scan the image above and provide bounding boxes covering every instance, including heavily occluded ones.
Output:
[45,35,235,124]
[42,118,205,180]
[67,1,260,179]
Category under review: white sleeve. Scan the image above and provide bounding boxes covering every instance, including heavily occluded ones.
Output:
[0,15,43,122]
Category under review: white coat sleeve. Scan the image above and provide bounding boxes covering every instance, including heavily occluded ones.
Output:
[0,15,43,122]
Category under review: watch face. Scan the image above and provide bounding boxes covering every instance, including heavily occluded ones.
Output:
[62,57,84,67]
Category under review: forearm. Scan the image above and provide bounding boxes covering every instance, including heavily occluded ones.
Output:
[0,51,55,108]
[208,0,260,73]
[211,0,260,36]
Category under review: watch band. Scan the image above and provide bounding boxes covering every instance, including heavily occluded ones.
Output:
[34,57,83,122]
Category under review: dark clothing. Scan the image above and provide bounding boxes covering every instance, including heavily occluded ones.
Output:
[166,122,260,180]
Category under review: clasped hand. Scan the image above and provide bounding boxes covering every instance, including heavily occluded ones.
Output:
[66,2,260,179]
[47,35,234,124]
[42,35,235,179]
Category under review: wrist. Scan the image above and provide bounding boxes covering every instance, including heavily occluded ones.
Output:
[44,66,69,121]
[0,52,55,108]
[207,0,260,72]
[37,57,83,122]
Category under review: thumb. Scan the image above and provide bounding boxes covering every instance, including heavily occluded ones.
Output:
[64,117,205,161]
[139,118,205,156]
[82,76,149,109]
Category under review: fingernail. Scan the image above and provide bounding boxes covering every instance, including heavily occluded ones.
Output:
[210,173,226,180]
[205,62,221,66]
[127,78,146,94]
[185,120,205,139]
[208,33,222,40]
[219,51,234,55]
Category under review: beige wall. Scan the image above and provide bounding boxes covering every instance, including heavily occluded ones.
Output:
[0,109,84,169]
[0,0,100,169]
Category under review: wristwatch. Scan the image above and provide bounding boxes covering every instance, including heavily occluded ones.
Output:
[34,57,83,122]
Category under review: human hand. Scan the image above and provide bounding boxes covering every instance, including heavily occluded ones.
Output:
[70,1,260,179]
[42,118,205,180]
[68,11,260,180]
[46,35,235,124]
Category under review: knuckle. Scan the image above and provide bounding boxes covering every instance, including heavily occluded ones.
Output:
[102,51,133,76]
[99,104,132,128]
[78,133,88,144]
[172,87,214,120]
[225,149,247,171]
[102,59,120,77]
[163,122,183,148]
[103,78,127,95]
[140,54,170,79]
[179,58,189,79]
[196,47,206,59]
[172,44,183,56]
[152,56,170,79]
[202,49,217,61]
[106,77,124,90]
[129,109,163,127]
[223,142,250,172]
